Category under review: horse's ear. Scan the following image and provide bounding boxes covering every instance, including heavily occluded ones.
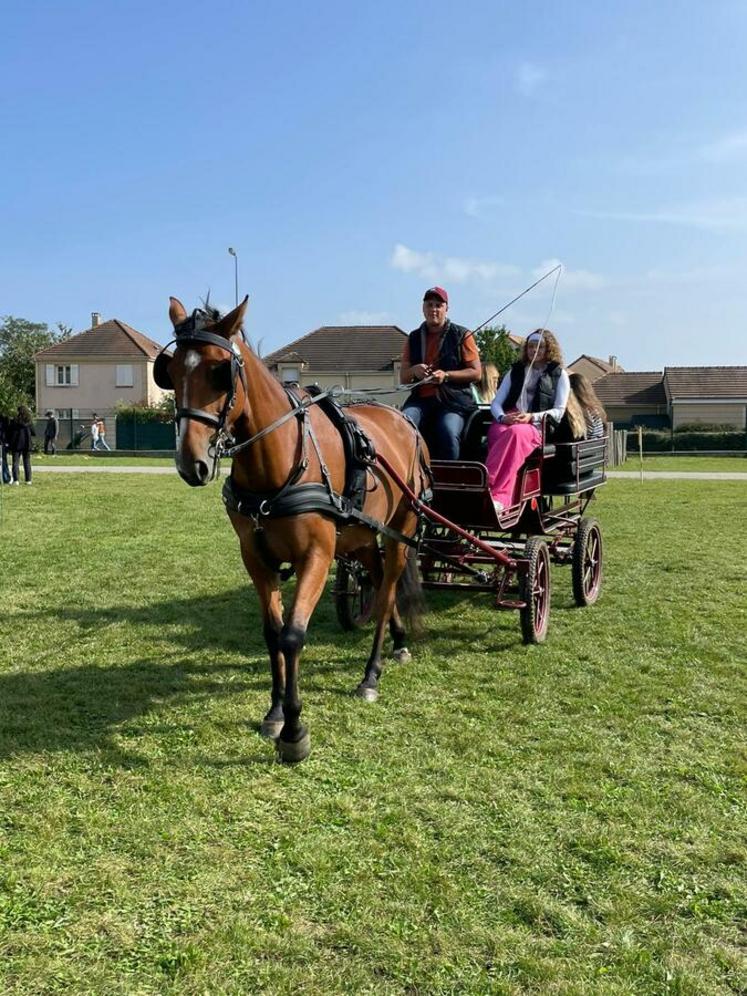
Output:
[213,295,249,340]
[169,297,188,327]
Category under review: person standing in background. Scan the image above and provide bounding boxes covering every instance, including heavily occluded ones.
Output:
[44,410,59,455]
[9,405,36,485]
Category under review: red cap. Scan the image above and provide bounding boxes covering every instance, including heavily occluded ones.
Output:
[423,286,448,304]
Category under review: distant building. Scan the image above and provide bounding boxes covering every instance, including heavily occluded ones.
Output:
[34,313,169,419]
[594,372,668,428]
[264,325,408,405]
[664,366,747,429]
[594,366,747,429]
[568,354,623,382]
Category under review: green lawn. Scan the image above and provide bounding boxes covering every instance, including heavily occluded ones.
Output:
[619,455,747,473]
[33,452,175,467]
[0,475,745,994]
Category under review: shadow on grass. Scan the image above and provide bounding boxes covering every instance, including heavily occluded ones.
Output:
[0,587,378,765]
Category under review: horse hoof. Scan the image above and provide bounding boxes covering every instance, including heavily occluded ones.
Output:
[355,684,379,702]
[260,718,284,739]
[392,647,411,664]
[276,732,311,763]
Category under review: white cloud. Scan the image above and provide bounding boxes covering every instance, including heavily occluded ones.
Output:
[579,198,747,231]
[515,61,547,97]
[390,243,520,284]
[338,310,392,325]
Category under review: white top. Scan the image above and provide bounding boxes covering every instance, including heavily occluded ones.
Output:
[490,365,570,426]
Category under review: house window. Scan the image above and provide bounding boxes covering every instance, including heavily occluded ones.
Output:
[116,364,134,387]
[281,366,299,384]
[46,363,79,387]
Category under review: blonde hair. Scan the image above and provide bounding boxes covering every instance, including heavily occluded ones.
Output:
[521,328,564,366]
[564,389,587,439]
[475,361,499,403]
[569,372,606,420]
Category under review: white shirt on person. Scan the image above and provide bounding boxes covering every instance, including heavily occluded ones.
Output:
[490,364,570,426]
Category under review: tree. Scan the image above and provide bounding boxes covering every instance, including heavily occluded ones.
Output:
[474,324,520,375]
[0,316,71,414]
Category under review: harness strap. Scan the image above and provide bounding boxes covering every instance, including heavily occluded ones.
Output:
[223,387,339,458]
[222,478,419,548]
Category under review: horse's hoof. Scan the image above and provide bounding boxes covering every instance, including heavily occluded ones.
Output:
[355,684,379,702]
[392,647,411,664]
[276,731,311,763]
[260,718,284,739]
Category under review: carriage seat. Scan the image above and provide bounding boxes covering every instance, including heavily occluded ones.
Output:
[543,437,607,494]
[460,407,555,462]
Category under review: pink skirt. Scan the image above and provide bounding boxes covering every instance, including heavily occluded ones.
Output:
[485,421,542,507]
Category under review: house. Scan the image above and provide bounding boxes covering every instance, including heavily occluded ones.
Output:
[593,372,669,428]
[568,354,623,382]
[594,366,747,429]
[34,313,169,421]
[263,325,408,404]
[663,367,747,429]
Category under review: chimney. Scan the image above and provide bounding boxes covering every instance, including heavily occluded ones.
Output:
[608,354,617,371]
[91,312,102,328]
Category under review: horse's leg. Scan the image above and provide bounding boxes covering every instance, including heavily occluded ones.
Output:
[276,548,334,764]
[236,534,286,738]
[258,585,286,738]
[389,607,411,664]
[356,537,409,702]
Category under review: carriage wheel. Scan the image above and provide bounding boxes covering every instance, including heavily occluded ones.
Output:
[572,517,603,607]
[334,560,375,630]
[519,537,551,645]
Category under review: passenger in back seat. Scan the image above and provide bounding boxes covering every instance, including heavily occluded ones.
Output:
[485,329,570,511]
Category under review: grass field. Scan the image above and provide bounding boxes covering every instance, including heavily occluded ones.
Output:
[1,474,745,994]
[31,451,747,474]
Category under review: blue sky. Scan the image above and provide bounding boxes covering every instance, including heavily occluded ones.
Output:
[2,0,746,369]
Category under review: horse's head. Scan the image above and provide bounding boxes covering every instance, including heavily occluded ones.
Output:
[155,295,249,486]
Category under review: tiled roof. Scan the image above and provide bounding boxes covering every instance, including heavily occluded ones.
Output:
[568,354,624,377]
[594,371,666,406]
[264,326,407,372]
[664,366,747,398]
[34,320,164,360]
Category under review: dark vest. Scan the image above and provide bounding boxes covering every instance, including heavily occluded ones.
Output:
[407,321,477,415]
[504,361,562,414]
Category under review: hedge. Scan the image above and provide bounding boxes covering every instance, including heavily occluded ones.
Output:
[637,430,747,452]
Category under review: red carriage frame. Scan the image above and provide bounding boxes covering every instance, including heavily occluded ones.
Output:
[335,410,607,645]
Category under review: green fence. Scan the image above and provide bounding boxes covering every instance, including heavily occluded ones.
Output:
[116,416,176,450]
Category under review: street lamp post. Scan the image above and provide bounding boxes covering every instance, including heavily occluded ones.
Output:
[227,247,238,307]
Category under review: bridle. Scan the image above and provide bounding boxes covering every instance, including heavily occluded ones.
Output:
[154,309,248,470]
[154,308,339,483]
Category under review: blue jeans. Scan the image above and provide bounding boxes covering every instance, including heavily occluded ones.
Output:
[402,396,466,460]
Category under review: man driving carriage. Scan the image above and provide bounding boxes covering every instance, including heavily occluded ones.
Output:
[400,286,481,460]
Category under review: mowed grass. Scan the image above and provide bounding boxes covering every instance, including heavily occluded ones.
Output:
[619,455,747,473]
[0,474,745,995]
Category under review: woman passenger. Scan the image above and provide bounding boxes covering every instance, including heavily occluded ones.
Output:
[486,329,569,511]
[472,361,500,405]
[569,372,607,439]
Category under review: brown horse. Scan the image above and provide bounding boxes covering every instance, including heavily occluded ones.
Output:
[156,296,430,762]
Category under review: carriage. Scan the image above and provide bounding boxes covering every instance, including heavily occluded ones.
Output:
[159,295,607,761]
[334,407,607,645]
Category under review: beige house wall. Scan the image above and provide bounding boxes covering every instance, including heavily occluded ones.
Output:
[36,358,169,414]
[293,369,405,408]
[671,402,746,429]
[605,404,667,425]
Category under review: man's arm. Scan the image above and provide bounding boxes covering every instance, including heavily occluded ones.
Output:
[400,341,431,385]
[429,331,481,385]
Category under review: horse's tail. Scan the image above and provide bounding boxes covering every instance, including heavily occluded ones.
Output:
[396,552,425,639]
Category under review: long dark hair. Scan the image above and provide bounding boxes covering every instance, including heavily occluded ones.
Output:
[16,405,32,424]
